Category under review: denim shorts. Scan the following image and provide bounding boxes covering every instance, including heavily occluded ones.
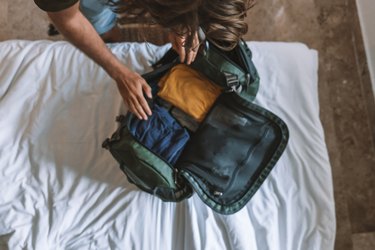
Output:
[80,0,117,35]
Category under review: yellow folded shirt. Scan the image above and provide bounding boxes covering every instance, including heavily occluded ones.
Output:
[157,64,222,122]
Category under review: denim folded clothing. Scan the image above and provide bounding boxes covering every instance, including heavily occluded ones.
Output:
[129,103,190,165]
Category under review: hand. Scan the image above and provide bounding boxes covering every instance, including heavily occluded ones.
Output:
[168,31,200,65]
[114,67,152,120]
[46,2,152,120]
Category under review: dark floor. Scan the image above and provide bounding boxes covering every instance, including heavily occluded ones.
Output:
[244,2,375,250]
[1,0,375,249]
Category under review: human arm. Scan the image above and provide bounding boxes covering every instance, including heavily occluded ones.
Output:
[47,2,152,120]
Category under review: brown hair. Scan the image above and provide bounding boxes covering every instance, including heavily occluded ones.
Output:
[109,0,255,51]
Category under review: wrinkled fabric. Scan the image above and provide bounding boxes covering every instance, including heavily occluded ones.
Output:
[158,64,222,122]
[0,40,335,250]
[129,103,190,165]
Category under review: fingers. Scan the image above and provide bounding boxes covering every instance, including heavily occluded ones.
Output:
[185,32,199,65]
[119,29,201,121]
[168,31,200,64]
[131,83,152,120]
[169,32,186,63]
[116,72,152,120]
[128,93,150,120]
[143,82,152,99]
[185,47,197,65]
[129,100,148,121]
[139,82,152,115]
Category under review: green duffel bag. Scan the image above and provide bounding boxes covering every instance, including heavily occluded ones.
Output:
[102,40,289,214]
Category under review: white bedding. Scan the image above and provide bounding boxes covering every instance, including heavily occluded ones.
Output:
[0,40,336,250]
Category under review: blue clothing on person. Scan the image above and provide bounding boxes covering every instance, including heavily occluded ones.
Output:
[80,0,117,35]
[129,103,190,165]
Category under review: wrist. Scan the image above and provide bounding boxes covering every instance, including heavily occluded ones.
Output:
[104,58,130,82]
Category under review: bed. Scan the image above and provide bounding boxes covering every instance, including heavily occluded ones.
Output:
[0,40,336,250]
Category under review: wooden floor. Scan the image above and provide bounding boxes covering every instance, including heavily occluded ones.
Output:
[1,0,375,249]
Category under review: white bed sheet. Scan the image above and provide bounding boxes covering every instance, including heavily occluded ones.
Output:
[0,40,336,250]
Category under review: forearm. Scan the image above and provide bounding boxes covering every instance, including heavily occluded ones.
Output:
[47,3,127,79]
[46,2,156,119]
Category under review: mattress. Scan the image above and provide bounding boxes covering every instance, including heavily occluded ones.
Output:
[0,40,336,250]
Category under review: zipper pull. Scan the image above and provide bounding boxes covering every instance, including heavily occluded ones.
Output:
[174,168,179,185]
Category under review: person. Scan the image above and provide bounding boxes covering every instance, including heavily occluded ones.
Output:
[33,0,253,120]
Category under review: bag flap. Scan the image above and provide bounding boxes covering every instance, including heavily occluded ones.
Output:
[175,93,289,214]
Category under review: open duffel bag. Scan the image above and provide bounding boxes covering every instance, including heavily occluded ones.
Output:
[102,40,289,214]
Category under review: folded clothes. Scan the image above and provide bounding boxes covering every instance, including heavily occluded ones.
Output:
[128,103,190,165]
[157,64,222,122]
[156,98,200,132]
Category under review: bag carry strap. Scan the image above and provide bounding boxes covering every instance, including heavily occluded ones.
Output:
[237,40,260,101]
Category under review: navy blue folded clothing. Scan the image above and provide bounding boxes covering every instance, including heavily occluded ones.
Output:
[129,103,190,165]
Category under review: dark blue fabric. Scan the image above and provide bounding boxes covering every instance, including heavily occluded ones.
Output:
[129,103,190,165]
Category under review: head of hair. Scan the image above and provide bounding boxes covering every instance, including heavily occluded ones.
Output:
[108,0,255,51]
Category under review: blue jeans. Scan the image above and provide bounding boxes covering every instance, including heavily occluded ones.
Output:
[129,104,190,165]
[80,0,117,35]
